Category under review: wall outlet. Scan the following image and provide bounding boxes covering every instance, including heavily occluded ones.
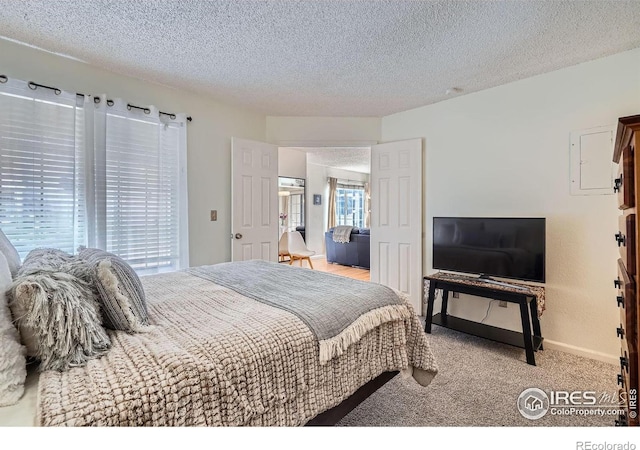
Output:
[498,301,508,308]
[210,210,217,221]
[452,292,459,298]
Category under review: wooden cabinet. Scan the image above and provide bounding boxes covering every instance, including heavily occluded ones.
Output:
[613,115,640,426]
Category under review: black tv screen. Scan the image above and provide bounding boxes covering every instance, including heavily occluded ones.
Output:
[432,217,546,283]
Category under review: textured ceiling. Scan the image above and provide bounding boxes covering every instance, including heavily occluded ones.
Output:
[1,1,639,117]
[302,147,371,174]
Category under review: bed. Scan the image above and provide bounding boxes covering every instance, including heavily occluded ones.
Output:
[1,254,437,426]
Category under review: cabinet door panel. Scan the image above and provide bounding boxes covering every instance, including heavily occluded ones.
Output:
[617,214,636,275]
[617,145,635,210]
[617,259,637,350]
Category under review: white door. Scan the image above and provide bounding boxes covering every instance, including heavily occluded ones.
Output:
[370,139,423,312]
[231,138,279,262]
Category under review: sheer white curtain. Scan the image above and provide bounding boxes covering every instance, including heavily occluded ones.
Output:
[364,181,371,228]
[87,97,189,274]
[0,78,86,256]
[0,77,189,273]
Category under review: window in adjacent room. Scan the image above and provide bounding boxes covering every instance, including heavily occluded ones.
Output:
[336,182,365,228]
[278,177,305,231]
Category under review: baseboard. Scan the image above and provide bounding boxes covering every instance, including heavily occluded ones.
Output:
[542,339,617,366]
[311,254,325,260]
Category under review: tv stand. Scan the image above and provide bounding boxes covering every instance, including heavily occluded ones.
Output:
[424,272,544,365]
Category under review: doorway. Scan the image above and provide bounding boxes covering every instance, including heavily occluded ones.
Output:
[278,176,305,236]
[278,146,371,260]
[233,138,423,312]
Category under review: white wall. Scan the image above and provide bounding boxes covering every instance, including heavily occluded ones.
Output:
[266,116,381,145]
[1,38,266,267]
[306,164,330,255]
[381,48,640,362]
[278,147,307,179]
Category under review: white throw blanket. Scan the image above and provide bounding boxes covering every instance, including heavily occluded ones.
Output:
[332,226,353,243]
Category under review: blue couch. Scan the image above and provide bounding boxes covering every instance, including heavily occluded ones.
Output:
[295,225,306,242]
[324,227,370,269]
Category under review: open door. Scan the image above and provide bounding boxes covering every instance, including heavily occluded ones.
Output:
[231,138,279,262]
[370,139,423,312]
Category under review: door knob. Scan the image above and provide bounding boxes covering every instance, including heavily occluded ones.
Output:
[235,233,243,240]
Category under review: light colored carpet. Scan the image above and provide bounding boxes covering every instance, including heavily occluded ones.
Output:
[338,324,618,426]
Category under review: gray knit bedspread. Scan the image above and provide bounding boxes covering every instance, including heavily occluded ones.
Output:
[37,264,438,426]
[188,260,408,363]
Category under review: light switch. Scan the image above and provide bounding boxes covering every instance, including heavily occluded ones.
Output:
[210,210,217,221]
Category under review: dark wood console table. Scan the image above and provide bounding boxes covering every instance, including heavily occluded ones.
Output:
[424,273,545,365]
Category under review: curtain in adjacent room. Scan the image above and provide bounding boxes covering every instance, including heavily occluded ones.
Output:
[282,194,290,229]
[327,177,337,230]
[364,181,371,228]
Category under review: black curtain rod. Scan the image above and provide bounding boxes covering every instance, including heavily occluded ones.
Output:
[0,75,192,122]
[28,81,62,95]
[160,110,193,122]
[125,103,192,122]
[127,103,151,114]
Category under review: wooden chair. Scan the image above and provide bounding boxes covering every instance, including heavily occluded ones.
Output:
[287,231,315,269]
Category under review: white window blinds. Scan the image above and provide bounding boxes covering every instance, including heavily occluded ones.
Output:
[0,79,86,256]
[0,80,189,273]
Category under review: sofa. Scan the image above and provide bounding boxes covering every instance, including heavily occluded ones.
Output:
[295,225,306,243]
[324,227,370,269]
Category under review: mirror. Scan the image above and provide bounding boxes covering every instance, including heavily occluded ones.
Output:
[278,177,305,234]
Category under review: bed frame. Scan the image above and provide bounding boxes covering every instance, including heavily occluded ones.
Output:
[305,371,398,426]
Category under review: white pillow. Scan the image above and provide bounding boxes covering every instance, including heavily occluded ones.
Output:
[0,229,20,278]
[0,251,26,406]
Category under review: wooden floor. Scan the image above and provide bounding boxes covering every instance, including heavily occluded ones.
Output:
[280,257,370,281]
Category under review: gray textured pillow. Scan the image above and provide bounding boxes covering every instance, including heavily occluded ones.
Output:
[78,247,150,333]
[17,248,74,276]
[0,229,21,278]
[8,270,111,371]
[0,252,26,406]
[12,248,97,356]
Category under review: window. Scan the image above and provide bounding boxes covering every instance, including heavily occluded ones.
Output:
[288,193,304,229]
[336,184,365,228]
[0,79,188,274]
[0,82,86,257]
[100,110,186,273]
[278,177,305,231]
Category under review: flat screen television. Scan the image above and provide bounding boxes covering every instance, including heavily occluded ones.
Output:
[432,217,546,283]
